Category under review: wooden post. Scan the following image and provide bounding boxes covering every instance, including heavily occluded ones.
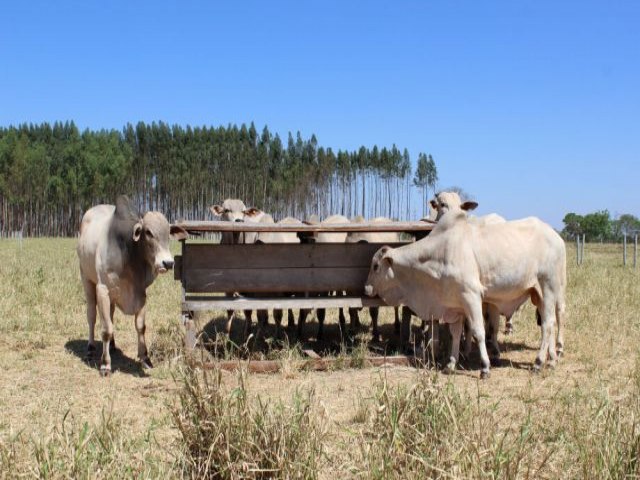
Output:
[635,234,638,268]
[576,236,581,265]
[582,234,586,264]
[624,234,627,266]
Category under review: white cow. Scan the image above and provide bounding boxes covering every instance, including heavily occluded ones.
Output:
[210,198,265,335]
[365,206,566,378]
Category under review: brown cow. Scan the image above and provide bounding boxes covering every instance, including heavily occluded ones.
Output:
[77,195,187,376]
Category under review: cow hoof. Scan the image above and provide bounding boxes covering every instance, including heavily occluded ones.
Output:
[532,361,542,374]
[443,363,456,375]
[100,365,112,377]
[480,370,490,380]
[141,357,154,369]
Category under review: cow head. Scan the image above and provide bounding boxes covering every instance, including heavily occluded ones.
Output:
[210,199,256,223]
[430,191,478,221]
[365,246,403,305]
[133,212,188,274]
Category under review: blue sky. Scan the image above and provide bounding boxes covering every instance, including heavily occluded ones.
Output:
[1,1,638,227]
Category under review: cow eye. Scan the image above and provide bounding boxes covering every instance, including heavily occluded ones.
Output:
[224,209,231,214]
[145,230,154,239]
[373,263,380,272]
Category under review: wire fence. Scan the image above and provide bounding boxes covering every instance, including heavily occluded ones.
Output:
[575,234,638,267]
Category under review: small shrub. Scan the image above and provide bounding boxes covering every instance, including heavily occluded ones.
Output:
[171,361,326,479]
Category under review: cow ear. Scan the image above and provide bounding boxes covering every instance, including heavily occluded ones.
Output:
[210,205,224,216]
[383,252,394,268]
[461,201,478,211]
[133,222,143,242]
[244,207,261,217]
[170,225,188,241]
[429,199,438,210]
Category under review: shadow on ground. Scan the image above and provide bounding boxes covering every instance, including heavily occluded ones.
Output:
[65,339,149,377]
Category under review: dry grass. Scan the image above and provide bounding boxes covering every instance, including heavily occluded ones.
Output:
[0,238,639,478]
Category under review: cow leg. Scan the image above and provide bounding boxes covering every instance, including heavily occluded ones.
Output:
[316,308,326,341]
[110,302,117,352]
[348,308,361,336]
[243,310,253,339]
[485,305,501,364]
[225,309,234,334]
[256,310,268,339]
[463,320,473,359]
[400,307,412,351]
[463,297,491,379]
[394,307,401,334]
[135,306,152,369]
[81,277,97,359]
[534,297,558,371]
[96,284,113,376]
[297,309,309,340]
[273,309,283,338]
[556,299,565,356]
[370,307,380,342]
[444,320,463,374]
[338,308,346,332]
[504,315,514,335]
[288,309,296,329]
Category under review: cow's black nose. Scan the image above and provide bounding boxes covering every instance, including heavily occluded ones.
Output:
[163,260,174,270]
[234,218,244,223]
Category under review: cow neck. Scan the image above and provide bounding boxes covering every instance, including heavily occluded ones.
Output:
[109,201,151,283]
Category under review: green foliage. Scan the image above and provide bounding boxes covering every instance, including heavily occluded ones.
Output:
[563,211,638,242]
[0,122,433,236]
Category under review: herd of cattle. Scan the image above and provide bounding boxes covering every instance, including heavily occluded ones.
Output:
[77,193,566,379]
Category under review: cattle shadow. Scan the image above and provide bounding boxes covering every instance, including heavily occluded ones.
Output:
[197,311,413,359]
[64,339,149,377]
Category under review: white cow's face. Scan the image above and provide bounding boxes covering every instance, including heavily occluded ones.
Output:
[430,191,478,221]
[134,212,187,274]
[365,246,403,305]
[210,199,248,223]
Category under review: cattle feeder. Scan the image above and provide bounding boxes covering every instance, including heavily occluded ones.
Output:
[172,220,435,370]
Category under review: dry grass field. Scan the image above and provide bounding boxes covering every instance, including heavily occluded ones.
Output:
[1,238,639,479]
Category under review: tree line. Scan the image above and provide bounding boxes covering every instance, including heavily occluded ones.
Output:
[0,121,438,237]
[562,211,640,242]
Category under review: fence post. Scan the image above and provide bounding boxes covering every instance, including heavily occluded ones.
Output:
[635,234,638,268]
[624,234,628,266]
[582,234,585,264]
[576,236,580,265]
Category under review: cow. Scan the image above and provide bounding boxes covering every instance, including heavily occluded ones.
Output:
[346,216,405,342]
[298,214,351,340]
[209,199,265,335]
[254,215,302,336]
[210,198,264,245]
[429,191,517,341]
[77,195,187,376]
[364,206,566,379]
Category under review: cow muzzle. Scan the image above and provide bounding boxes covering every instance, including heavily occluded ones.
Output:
[364,285,375,297]
[156,259,174,274]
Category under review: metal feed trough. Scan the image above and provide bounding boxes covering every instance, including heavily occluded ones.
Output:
[173,219,436,372]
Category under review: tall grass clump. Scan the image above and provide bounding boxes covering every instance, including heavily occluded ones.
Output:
[0,407,170,479]
[351,373,556,479]
[171,361,326,479]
